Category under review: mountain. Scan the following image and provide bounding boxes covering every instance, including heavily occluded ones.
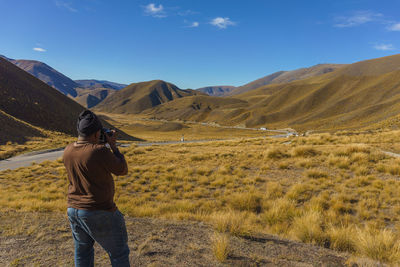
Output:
[0,57,134,143]
[95,80,205,114]
[228,64,345,96]
[0,110,44,144]
[1,56,79,97]
[0,57,84,136]
[196,86,236,97]
[143,54,400,131]
[75,79,127,90]
[0,55,128,107]
[145,95,248,122]
[75,88,116,108]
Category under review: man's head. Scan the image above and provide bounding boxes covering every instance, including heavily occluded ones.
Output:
[77,110,103,142]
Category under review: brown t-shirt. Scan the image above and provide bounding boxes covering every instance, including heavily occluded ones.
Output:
[63,142,128,211]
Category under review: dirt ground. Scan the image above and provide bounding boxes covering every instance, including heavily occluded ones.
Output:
[0,211,357,267]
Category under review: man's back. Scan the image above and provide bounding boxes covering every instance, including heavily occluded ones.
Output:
[63,142,127,211]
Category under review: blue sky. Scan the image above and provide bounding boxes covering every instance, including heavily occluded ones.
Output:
[1,0,400,88]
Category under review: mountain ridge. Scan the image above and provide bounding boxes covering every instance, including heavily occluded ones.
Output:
[95,80,205,114]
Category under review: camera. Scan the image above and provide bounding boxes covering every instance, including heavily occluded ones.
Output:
[99,128,113,144]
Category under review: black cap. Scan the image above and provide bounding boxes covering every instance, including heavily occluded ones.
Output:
[77,110,102,137]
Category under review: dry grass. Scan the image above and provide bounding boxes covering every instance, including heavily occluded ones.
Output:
[211,232,230,262]
[3,130,400,263]
[97,112,275,142]
[0,130,74,160]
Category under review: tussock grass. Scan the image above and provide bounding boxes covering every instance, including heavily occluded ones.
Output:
[210,210,249,236]
[211,232,230,262]
[291,146,320,157]
[356,228,400,263]
[328,225,356,252]
[290,210,325,245]
[305,169,328,179]
[3,130,400,264]
[265,147,290,159]
[0,130,74,160]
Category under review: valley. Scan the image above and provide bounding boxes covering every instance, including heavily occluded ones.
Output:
[2,52,400,266]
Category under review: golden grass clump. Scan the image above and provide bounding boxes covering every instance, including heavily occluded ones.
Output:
[290,210,326,245]
[261,198,298,234]
[327,225,356,252]
[355,228,400,263]
[211,232,230,263]
[265,147,290,159]
[210,210,249,236]
[291,146,320,157]
[227,192,262,213]
[265,181,284,199]
[305,169,328,179]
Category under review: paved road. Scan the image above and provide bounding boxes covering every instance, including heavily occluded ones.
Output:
[0,132,293,171]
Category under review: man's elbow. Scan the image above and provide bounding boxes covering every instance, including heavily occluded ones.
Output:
[114,164,128,176]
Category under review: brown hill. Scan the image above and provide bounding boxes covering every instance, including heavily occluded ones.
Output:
[95,80,204,114]
[145,95,249,122]
[0,110,44,145]
[74,79,127,90]
[196,86,236,96]
[3,57,79,97]
[75,87,116,108]
[144,54,400,131]
[229,64,345,96]
[0,57,134,142]
[0,57,85,135]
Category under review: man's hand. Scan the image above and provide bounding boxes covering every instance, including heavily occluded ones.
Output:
[105,130,118,151]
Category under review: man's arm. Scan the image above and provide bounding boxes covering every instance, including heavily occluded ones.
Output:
[103,130,128,175]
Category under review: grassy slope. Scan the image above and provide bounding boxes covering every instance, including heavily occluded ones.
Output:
[11,59,79,97]
[145,95,249,122]
[95,80,204,114]
[229,64,346,96]
[74,87,116,108]
[142,54,400,131]
[0,110,44,145]
[2,131,400,264]
[0,57,136,154]
[0,57,85,135]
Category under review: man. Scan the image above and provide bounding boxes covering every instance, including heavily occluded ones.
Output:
[63,110,130,267]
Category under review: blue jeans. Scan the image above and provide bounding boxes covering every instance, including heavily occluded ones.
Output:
[67,207,130,267]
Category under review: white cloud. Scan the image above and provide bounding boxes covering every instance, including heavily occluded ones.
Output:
[334,11,382,28]
[388,23,400,31]
[33,47,46,52]
[55,0,77,12]
[190,22,199,28]
[178,10,199,17]
[144,3,166,18]
[210,17,235,29]
[374,44,395,51]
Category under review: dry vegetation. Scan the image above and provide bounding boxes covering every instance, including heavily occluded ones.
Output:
[4,129,400,264]
[98,112,276,142]
[0,130,74,160]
